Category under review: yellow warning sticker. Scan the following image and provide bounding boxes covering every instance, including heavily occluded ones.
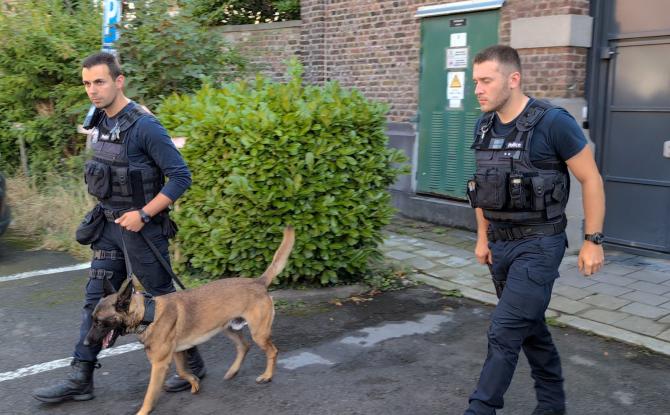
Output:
[447,71,465,100]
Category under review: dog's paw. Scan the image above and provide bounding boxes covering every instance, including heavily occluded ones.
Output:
[189,378,200,394]
[255,375,272,384]
[224,369,238,380]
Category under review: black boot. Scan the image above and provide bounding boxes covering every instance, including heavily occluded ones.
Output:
[164,346,207,392]
[32,359,98,403]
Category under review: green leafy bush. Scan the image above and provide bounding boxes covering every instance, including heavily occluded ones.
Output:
[117,0,247,109]
[0,0,246,176]
[185,0,300,25]
[0,0,99,176]
[158,61,407,285]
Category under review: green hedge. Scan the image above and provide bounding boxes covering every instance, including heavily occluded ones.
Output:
[158,62,407,285]
[0,0,99,176]
[0,0,246,177]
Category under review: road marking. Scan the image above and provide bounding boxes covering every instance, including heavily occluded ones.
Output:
[0,263,90,283]
[0,342,144,383]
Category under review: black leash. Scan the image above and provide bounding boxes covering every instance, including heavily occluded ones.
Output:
[138,229,186,290]
[119,227,136,281]
[117,225,186,290]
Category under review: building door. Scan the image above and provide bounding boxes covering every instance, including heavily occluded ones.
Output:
[416,8,499,199]
[590,1,670,254]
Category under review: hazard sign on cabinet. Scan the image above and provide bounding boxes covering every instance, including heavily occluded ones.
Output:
[447,71,465,100]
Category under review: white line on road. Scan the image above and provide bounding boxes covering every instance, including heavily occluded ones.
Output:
[0,262,90,283]
[0,342,144,383]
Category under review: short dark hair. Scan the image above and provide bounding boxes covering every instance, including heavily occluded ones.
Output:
[473,45,522,74]
[82,52,123,79]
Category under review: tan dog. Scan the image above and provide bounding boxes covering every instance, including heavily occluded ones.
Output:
[84,226,295,415]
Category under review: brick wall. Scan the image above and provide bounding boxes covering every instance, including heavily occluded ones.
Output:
[296,0,591,122]
[519,47,588,99]
[314,0,428,123]
[300,0,327,84]
[500,0,590,99]
[220,21,302,82]
[221,0,592,121]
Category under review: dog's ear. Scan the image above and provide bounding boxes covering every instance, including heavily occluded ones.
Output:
[102,278,116,297]
[115,278,134,311]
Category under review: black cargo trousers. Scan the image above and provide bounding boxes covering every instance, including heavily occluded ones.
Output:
[74,212,175,362]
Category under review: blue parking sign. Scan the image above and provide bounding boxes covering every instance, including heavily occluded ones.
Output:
[102,0,122,52]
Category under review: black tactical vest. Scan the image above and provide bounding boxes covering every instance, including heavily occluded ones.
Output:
[466,99,569,225]
[84,103,163,210]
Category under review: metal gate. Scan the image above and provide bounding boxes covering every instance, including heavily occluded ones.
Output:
[589,0,670,254]
[416,6,499,199]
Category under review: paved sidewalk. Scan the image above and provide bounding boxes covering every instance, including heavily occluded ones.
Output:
[382,216,670,356]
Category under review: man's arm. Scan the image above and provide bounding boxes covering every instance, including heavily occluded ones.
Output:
[116,116,192,232]
[565,145,605,276]
[474,208,492,265]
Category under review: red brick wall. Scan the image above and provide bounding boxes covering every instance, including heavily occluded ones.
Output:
[222,0,592,121]
[500,0,590,99]
[499,0,591,44]
[520,47,588,99]
[316,0,427,123]
[220,21,302,82]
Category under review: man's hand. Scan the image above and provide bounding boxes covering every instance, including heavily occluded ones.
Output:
[115,210,145,232]
[578,242,604,276]
[475,238,492,265]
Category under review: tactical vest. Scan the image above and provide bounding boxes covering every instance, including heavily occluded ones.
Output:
[466,99,569,225]
[84,103,163,210]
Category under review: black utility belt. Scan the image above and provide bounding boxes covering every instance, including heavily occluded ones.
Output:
[487,218,566,242]
[103,208,135,222]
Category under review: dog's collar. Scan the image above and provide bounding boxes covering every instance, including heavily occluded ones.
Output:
[135,292,155,334]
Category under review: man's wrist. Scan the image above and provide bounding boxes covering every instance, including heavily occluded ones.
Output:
[138,209,152,224]
[584,232,604,245]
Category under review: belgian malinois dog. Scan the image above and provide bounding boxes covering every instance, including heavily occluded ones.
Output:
[84,226,295,415]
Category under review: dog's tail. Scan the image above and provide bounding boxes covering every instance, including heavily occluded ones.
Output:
[259,226,295,287]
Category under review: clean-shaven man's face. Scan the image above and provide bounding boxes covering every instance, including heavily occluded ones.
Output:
[82,64,124,110]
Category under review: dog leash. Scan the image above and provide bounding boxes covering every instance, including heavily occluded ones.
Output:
[138,230,186,290]
[117,225,186,290]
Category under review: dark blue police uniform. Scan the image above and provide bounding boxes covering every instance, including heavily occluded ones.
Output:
[74,101,191,362]
[464,99,586,415]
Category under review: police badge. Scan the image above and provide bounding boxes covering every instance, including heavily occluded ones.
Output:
[91,128,99,144]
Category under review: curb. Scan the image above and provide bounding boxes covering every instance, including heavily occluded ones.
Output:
[410,273,670,356]
[270,283,369,303]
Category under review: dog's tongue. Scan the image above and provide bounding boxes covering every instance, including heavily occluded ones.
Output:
[102,330,115,349]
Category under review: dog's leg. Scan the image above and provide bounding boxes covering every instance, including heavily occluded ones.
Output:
[137,355,171,415]
[249,304,278,384]
[173,351,200,393]
[223,327,250,380]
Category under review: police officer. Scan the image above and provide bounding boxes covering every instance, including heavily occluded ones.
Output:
[463,45,605,415]
[33,52,201,402]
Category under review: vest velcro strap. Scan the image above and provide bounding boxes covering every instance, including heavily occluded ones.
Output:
[93,250,124,260]
[89,268,115,280]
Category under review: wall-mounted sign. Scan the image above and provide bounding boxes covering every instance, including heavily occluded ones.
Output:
[447,71,465,100]
[450,18,467,27]
[446,47,469,69]
[450,32,467,47]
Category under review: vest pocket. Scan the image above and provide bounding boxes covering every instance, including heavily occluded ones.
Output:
[113,167,132,197]
[84,160,112,199]
[473,169,507,209]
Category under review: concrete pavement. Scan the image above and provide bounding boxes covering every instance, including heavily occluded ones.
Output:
[383,216,670,356]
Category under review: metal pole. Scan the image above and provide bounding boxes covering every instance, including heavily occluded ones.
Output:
[83,0,122,128]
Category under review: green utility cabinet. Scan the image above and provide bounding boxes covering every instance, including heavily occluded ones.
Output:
[416,9,499,199]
